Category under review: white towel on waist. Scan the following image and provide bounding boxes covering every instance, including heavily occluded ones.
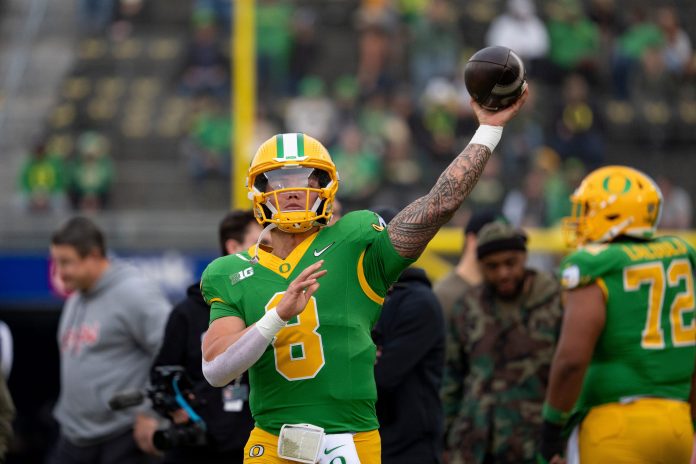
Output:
[318,433,361,463]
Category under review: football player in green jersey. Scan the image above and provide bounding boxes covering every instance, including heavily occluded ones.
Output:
[538,166,696,464]
[199,90,528,463]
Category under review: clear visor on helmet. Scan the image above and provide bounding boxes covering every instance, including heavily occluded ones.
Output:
[254,166,332,215]
[255,167,330,192]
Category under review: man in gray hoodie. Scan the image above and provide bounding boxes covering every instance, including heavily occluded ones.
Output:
[48,217,172,464]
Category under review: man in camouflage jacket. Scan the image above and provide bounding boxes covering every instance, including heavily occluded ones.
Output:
[442,221,562,464]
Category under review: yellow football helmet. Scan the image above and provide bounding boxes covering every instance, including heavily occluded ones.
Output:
[563,165,663,247]
[246,133,339,233]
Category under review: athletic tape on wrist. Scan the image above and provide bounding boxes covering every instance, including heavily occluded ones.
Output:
[256,308,287,340]
[469,125,503,152]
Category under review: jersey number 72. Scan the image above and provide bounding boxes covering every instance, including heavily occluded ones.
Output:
[623,259,696,349]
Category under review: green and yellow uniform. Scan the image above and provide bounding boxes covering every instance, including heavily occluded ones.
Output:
[560,236,696,463]
[201,211,413,435]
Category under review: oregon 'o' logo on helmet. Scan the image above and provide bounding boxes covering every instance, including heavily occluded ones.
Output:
[562,165,662,247]
[602,175,632,195]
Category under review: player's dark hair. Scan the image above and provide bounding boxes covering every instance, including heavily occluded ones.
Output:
[218,210,257,256]
[310,169,331,188]
[253,175,268,192]
[51,216,106,258]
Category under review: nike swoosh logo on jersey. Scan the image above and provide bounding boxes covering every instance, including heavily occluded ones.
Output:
[324,445,345,454]
[313,242,335,257]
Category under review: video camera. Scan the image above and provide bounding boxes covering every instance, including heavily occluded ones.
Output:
[109,365,207,450]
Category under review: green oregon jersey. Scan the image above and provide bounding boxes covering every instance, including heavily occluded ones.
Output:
[560,236,696,410]
[201,210,414,434]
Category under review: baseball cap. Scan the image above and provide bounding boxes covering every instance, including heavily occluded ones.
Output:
[476,221,528,259]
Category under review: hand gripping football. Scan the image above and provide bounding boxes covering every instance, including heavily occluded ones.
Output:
[464,46,527,111]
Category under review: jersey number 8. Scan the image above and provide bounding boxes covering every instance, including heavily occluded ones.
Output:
[265,292,326,380]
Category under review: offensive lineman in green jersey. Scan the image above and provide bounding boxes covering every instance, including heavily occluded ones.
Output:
[199,91,528,463]
[538,166,696,464]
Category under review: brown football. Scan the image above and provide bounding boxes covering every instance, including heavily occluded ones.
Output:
[464,46,526,111]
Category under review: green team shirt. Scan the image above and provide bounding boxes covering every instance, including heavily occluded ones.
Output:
[201,210,414,434]
[560,236,696,411]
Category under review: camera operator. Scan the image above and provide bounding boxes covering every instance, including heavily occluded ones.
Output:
[149,211,261,463]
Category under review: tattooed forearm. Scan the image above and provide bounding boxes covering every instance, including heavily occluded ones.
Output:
[388,143,492,258]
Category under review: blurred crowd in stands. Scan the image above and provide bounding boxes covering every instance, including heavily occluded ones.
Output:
[18,131,114,213]
[14,0,696,229]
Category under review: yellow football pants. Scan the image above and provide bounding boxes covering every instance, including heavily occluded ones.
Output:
[244,427,381,463]
[578,398,693,463]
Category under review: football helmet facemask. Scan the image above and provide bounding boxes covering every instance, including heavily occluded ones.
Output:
[247,133,339,233]
[562,165,663,247]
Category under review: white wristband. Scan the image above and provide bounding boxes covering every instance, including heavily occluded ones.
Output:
[469,125,503,152]
[256,308,287,340]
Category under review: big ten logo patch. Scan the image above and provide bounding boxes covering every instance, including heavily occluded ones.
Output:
[230,267,254,286]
